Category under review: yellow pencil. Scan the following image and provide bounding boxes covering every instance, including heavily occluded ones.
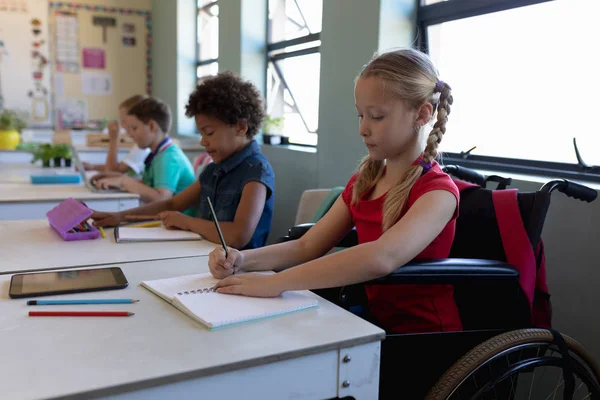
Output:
[98,226,106,238]
[131,221,162,228]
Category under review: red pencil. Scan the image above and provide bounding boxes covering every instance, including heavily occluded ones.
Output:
[28,311,134,317]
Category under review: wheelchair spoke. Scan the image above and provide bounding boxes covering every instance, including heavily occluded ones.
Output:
[528,347,541,399]
[545,375,563,400]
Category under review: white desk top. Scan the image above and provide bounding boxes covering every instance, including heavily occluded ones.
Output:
[0,182,139,203]
[0,220,219,274]
[0,258,384,400]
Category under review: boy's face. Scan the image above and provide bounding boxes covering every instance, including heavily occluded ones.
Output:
[124,114,154,149]
[195,113,249,163]
[118,107,127,127]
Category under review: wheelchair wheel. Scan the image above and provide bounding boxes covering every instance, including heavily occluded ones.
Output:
[427,329,600,400]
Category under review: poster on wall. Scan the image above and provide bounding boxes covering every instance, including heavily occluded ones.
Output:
[82,48,105,69]
[0,0,27,13]
[81,72,111,95]
[55,11,79,73]
[0,0,52,126]
[55,97,87,129]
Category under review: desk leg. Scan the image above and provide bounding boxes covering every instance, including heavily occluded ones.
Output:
[337,341,381,399]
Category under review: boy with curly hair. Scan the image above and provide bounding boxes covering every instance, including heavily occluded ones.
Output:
[91,72,275,250]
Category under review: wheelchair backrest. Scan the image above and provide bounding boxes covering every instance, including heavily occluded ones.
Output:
[448,178,552,330]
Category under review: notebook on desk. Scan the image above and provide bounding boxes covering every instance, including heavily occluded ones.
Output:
[115,226,203,243]
[141,273,319,330]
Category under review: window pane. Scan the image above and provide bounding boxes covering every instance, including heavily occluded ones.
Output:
[268,0,323,43]
[198,0,218,61]
[267,53,320,145]
[428,1,600,165]
[197,62,218,79]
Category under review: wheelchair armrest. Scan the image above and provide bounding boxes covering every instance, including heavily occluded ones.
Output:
[287,223,358,247]
[368,258,519,285]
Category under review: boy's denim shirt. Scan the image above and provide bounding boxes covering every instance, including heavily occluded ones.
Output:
[198,140,275,249]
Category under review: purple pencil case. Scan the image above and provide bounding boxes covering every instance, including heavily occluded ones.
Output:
[46,198,100,241]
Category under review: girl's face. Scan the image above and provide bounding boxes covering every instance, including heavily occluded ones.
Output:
[354,76,419,162]
[195,113,249,164]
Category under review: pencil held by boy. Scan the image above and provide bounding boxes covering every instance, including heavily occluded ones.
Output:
[82,94,151,176]
[91,72,275,250]
[91,97,195,203]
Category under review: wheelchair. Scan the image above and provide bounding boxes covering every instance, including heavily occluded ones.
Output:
[278,165,600,399]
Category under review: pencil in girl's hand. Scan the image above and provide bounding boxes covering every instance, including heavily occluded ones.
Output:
[98,226,106,238]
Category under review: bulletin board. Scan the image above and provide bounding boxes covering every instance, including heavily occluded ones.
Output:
[0,0,52,127]
[48,2,152,129]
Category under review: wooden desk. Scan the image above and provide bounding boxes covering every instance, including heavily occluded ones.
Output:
[0,182,139,220]
[0,258,384,400]
[0,220,218,274]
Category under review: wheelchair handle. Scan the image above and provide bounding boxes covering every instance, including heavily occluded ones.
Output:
[443,165,486,187]
[541,179,598,203]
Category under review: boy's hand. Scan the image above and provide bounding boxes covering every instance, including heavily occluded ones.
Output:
[156,211,191,231]
[80,161,95,171]
[107,121,120,141]
[90,171,123,185]
[90,211,123,227]
[208,247,244,279]
[95,176,124,190]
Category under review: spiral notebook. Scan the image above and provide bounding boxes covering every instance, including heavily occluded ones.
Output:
[141,273,319,330]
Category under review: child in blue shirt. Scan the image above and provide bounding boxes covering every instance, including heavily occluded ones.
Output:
[92,73,275,250]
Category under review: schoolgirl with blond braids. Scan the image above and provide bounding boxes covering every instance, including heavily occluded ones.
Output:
[206,48,461,334]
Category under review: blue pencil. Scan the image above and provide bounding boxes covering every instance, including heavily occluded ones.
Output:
[27,299,139,305]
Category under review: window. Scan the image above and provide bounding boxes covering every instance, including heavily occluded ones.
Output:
[419,0,600,181]
[197,0,219,78]
[266,0,323,146]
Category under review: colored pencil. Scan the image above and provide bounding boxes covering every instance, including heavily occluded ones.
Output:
[28,311,134,317]
[27,299,139,305]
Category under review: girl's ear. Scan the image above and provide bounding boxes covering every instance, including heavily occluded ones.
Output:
[235,119,249,137]
[415,102,434,128]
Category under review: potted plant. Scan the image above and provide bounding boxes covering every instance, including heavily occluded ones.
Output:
[0,109,27,150]
[262,115,286,145]
[31,143,53,167]
[52,144,72,167]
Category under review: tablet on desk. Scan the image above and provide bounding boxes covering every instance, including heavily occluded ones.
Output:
[9,267,128,298]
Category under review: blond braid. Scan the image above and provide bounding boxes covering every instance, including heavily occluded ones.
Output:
[424,83,453,163]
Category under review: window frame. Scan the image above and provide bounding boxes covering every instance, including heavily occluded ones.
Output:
[196,0,219,74]
[266,1,322,147]
[417,0,600,182]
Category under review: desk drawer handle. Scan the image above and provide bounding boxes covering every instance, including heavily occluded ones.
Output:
[342,380,350,388]
[343,355,351,363]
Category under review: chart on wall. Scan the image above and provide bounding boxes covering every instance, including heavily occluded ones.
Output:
[49,2,152,129]
[0,0,52,126]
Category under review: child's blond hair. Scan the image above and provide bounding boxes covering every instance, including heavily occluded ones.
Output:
[352,49,454,231]
[119,94,148,112]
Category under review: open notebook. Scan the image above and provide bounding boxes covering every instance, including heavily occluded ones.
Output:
[115,226,203,243]
[141,273,319,330]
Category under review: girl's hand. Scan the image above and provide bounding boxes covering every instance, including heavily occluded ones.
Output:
[90,211,123,227]
[90,171,123,186]
[208,247,244,279]
[156,211,190,230]
[215,274,283,298]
